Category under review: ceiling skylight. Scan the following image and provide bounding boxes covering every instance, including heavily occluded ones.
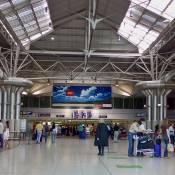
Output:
[118,0,175,53]
[0,0,53,47]
[132,0,175,21]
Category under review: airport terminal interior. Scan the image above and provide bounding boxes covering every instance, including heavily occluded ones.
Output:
[1,0,175,175]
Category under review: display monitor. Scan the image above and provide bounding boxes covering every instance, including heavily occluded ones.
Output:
[52,85,112,108]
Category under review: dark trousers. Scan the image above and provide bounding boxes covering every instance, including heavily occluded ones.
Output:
[98,145,104,155]
[45,132,48,143]
[163,137,169,157]
[170,135,174,145]
[0,134,3,148]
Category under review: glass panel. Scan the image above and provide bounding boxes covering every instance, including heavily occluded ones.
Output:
[0,1,11,10]
[113,97,123,109]
[124,97,134,109]
[138,41,149,50]
[21,96,28,107]
[134,97,144,109]
[164,1,175,18]
[149,0,170,11]
[40,96,51,108]
[28,96,39,107]
[128,36,141,45]
[143,34,156,43]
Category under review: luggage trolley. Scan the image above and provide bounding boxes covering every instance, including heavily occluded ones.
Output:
[134,131,155,157]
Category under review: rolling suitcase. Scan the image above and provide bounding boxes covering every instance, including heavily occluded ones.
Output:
[154,144,161,157]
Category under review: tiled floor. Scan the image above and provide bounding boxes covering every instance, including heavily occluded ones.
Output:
[0,138,174,175]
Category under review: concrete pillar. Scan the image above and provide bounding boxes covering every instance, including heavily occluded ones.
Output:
[10,87,15,120]
[0,88,2,119]
[10,119,15,131]
[3,87,7,120]
[15,119,21,132]
[16,87,23,120]
[146,94,152,129]
[160,93,164,121]
[15,87,23,132]
[6,86,11,119]
[164,90,171,119]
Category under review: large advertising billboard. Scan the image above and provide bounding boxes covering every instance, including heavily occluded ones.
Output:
[52,85,112,108]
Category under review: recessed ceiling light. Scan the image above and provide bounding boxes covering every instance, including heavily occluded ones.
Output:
[22,91,28,95]
[51,37,55,40]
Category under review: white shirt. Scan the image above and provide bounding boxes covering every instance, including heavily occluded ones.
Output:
[4,128,10,140]
[0,122,4,134]
[139,124,145,132]
[169,126,174,135]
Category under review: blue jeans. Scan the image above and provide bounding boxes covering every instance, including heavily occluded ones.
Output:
[163,137,169,157]
[0,134,3,148]
[36,131,42,143]
[51,131,56,143]
[128,132,134,156]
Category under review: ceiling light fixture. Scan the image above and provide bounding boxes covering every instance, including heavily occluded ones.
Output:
[22,91,28,95]
[51,37,55,40]
[47,79,50,85]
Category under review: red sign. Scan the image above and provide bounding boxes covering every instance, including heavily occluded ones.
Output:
[66,90,75,96]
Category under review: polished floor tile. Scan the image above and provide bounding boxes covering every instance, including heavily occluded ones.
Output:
[0,138,174,175]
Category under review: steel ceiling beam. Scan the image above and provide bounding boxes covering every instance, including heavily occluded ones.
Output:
[27,50,141,57]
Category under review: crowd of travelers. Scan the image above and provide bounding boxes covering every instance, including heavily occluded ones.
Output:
[1,118,174,159]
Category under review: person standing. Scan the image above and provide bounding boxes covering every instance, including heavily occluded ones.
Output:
[51,122,57,143]
[113,124,120,143]
[0,120,4,148]
[168,124,174,145]
[94,119,109,156]
[44,122,49,143]
[161,124,170,158]
[3,121,10,149]
[128,120,139,157]
[35,122,43,144]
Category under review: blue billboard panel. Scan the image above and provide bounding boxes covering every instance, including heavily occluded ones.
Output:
[52,85,112,108]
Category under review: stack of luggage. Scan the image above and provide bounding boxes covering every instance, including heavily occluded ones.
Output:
[137,133,155,157]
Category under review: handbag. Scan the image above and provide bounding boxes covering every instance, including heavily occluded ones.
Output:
[167,143,174,152]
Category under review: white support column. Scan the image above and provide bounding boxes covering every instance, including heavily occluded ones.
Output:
[3,87,7,120]
[148,95,152,122]
[10,87,16,120]
[16,87,23,120]
[153,94,157,122]
[164,90,171,119]
[160,93,164,121]
[6,86,11,119]
[0,88,2,119]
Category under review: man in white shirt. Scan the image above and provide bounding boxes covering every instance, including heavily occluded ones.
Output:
[0,120,4,148]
